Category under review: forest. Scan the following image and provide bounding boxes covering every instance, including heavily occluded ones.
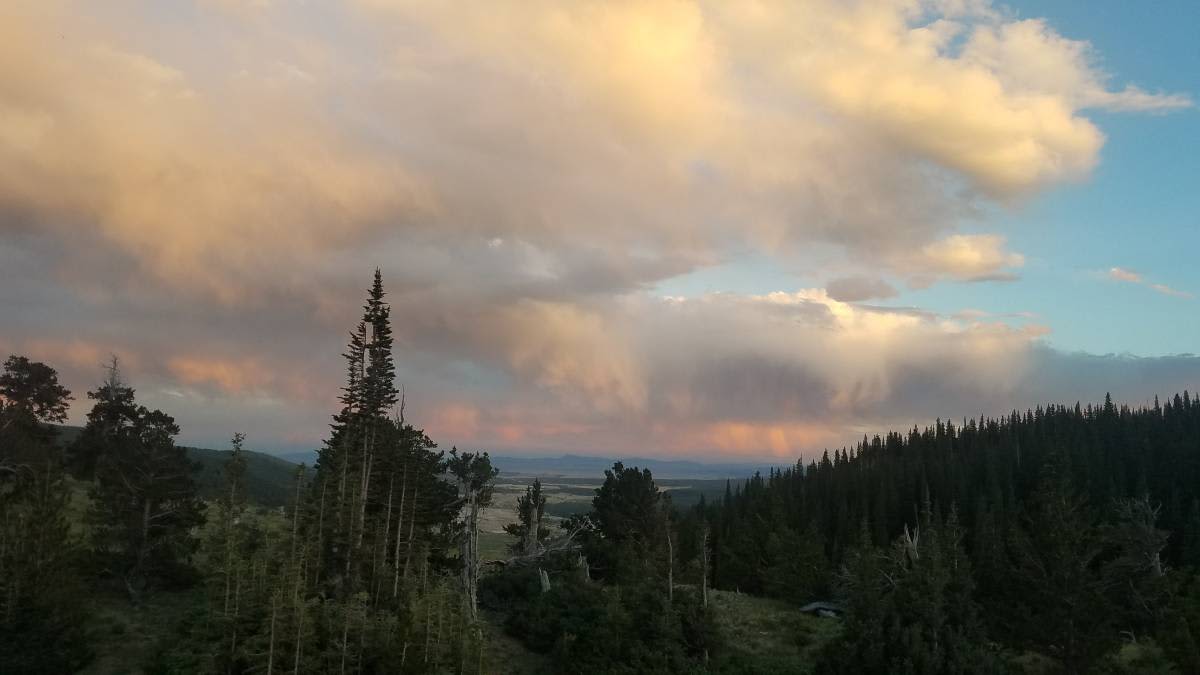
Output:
[2,271,1199,674]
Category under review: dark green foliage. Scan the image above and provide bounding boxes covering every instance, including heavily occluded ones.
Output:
[0,355,71,436]
[818,507,1007,674]
[584,461,672,583]
[1157,569,1200,672]
[690,393,1200,672]
[1181,499,1200,569]
[486,461,717,673]
[493,570,715,674]
[152,271,481,673]
[87,397,205,599]
[1004,464,1116,673]
[69,357,139,480]
[0,356,89,674]
[188,444,312,507]
[504,477,550,555]
[762,522,828,604]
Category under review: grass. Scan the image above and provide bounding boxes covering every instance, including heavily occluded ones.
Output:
[478,530,512,562]
[708,588,841,674]
[78,587,205,675]
[479,611,552,674]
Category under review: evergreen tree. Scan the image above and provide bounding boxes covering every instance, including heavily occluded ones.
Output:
[0,356,89,673]
[1006,463,1114,673]
[504,477,549,556]
[83,364,205,600]
[819,507,1004,674]
[1182,499,1200,569]
[69,356,138,479]
[447,447,498,620]
[587,462,671,583]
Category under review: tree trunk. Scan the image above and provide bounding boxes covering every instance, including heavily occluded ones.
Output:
[477,627,484,675]
[382,473,394,567]
[666,529,674,604]
[393,465,407,597]
[292,587,304,675]
[460,482,480,620]
[339,603,350,675]
[356,425,375,550]
[403,485,419,579]
[290,468,302,565]
[701,527,709,609]
[315,480,328,587]
[424,589,434,664]
[267,594,277,675]
[434,591,444,669]
[231,565,241,657]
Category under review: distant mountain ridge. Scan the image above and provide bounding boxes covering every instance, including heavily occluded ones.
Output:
[52,426,770,500]
[282,449,775,479]
[490,453,776,479]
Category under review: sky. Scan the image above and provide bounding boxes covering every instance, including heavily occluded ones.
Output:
[1,0,1198,462]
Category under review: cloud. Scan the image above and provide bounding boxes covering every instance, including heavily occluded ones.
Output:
[1109,267,1143,283]
[2,0,1186,300]
[0,0,1193,458]
[904,234,1024,285]
[1109,267,1192,299]
[826,276,899,302]
[962,18,1192,113]
[1150,284,1192,299]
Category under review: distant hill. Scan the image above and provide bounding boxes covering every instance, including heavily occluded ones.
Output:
[279,449,319,466]
[49,426,767,503]
[281,448,774,480]
[491,453,775,480]
[51,425,309,508]
[188,446,309,508]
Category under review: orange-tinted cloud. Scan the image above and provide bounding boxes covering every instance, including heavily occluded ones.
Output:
[167,356,275,395]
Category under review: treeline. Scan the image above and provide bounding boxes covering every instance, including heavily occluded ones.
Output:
[680,394,1200,673]
[0,271,503,673]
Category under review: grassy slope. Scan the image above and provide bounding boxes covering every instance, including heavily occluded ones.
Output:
[708,589,841,674]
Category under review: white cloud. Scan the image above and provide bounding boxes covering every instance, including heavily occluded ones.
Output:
[903,234,1024,285]
[1109,267,1192,299]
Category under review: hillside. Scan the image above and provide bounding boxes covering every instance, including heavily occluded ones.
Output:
[52,425,310,508]
[187,446,309,508]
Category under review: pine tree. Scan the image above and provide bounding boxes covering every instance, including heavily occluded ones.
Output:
[84,365,205,601]
[504,478,549,556]
[588,462,670,583]
[447,448,498,621]
[69,356,138,479]
[1008,462,1114,674]
[0,356,88,673]
[1182,500,1200,569]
